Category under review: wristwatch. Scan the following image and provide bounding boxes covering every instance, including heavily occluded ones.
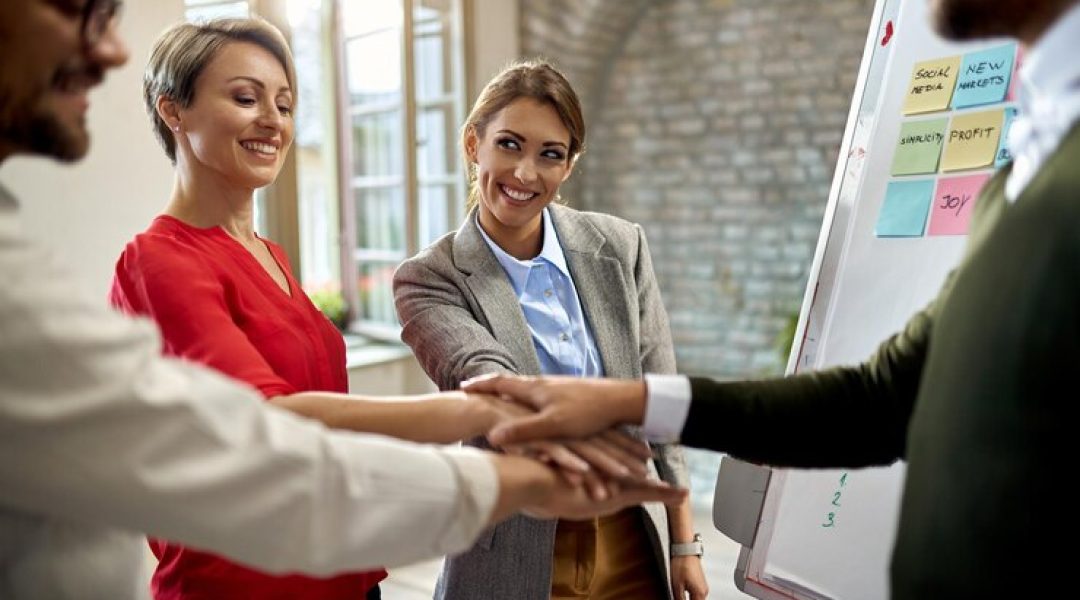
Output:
[671,533,705,557]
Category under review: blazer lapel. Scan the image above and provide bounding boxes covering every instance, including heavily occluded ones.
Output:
[550,205,639,379]
[452,211,543,375]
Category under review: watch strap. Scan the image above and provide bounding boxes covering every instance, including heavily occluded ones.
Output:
[671,533,704,557]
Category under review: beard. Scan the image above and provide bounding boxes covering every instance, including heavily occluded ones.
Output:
[929,0,1075,41]
[929,0,1007,40]
[0,64,99,163]
[0,108,89,163]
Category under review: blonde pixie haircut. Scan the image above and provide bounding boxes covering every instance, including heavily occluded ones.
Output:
[143,18,297,164]
[462,59,586,208]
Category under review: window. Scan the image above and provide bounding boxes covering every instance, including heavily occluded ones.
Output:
[288,0,339,297]
[185,0,467,340]
[336,0,467,337]
[185,0,250,22]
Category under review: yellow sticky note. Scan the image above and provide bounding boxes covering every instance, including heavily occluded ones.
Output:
[940,109,1004,172]
[902,56,962,115]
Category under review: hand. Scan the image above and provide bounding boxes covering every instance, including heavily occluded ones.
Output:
[477,393,654,487]
[671,555,709,600]
[522,471,687,521]
[555,430,654,481]
[462,374,647,446]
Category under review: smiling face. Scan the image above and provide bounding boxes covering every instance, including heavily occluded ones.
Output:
[163,41,294,191]
[0,0,129,163]
[466,97,574,254]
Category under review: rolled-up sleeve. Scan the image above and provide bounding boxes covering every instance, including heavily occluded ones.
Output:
[0,204,498,575]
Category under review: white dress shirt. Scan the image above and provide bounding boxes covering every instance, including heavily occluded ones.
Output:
[0,184,497,598]
[644,4,1080,441]
[1005,2,1080,201]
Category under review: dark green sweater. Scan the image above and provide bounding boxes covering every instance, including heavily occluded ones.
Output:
[682,124,1080,598]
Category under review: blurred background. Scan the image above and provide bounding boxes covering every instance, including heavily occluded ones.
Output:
[0,0,876,596]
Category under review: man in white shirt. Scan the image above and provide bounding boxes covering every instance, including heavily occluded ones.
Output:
[465,0,1080,597]
[0,2,683,598]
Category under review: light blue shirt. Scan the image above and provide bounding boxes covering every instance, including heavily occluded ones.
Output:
[476,208,604,377]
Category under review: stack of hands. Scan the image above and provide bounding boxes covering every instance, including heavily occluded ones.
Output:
[458,374,678,522]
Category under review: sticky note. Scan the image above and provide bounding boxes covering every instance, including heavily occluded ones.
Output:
[902,56,962,115]
[928,173,992,235]
[891,118,948,175]
[995,107,1019,168]
[876,180,934,237]
[941,109,1004,171]
[952,44,1016,109]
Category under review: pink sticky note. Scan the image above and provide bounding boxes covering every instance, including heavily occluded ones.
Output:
[929,173,992,235]
[1006,45,1024,101]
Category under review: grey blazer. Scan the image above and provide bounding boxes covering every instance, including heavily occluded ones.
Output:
[393,204,689,600]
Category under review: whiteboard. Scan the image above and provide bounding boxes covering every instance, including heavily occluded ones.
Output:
[734,0,1019,598]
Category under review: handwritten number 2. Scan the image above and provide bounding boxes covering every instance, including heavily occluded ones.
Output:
[823,473,848,527]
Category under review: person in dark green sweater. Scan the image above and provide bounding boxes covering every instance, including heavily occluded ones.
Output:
[461,0,1080,597]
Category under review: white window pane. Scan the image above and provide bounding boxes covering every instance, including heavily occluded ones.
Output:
[356,262,398,324]
[292,0,325,150]
[416,105,453,177]
[185,1,249,22]
[414,13,449,100]
[419,184,453,248]
[354,187,406,251]
[298,160,335,288]
[286,0,320,29]
[288,0,338,289]
[343,0,403,38]
[345,32,402,102]
[254,189,267,236]
[352,111,404,177]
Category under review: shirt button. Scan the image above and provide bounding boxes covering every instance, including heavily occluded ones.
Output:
[544,289,553,297]
[560,333,569,342]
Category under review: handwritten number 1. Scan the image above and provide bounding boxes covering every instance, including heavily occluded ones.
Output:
[823,473,849,527]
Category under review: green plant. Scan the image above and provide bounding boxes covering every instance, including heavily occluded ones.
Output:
[776,309,801,365]
[309,288,349,330]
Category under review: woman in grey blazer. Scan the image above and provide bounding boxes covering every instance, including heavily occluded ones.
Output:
[393,60,708,600]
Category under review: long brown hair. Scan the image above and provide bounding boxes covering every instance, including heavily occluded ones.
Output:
[462,59,585,208]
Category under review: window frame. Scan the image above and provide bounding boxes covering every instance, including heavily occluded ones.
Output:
[182,0,469,340]
[333,0,468,339]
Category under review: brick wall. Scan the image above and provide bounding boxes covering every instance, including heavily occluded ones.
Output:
[521,0,875,494]
[522,0,873,380]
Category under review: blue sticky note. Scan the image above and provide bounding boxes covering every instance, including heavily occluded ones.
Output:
[995,107,1019,167]
[876,180,934,237]
[952,44,1016,109]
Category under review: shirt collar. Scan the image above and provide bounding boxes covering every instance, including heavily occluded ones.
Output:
[476,207,571,294]
[1018,3,1080,110]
